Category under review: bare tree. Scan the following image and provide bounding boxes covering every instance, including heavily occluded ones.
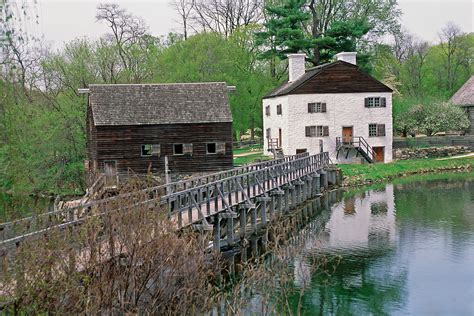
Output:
[439,22,463,91]
[96,3,148,77]
[177,0,264,38]
[170,0,195,40]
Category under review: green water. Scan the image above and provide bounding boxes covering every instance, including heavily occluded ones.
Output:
[284,173,474,315]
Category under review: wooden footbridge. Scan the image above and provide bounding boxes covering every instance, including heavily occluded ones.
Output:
[0,152,338,267]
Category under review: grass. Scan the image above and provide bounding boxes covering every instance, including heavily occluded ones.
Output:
[339,156,474,186]
[233,144,262,155]
[233,152,270,166]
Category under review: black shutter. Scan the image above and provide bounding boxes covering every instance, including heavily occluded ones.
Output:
[308,103,312,113]
[323,126,329,137]
[305,126,311,137]
[381,97,387,107]
[377,124,386,136]
[321,103,327,112]
[365,98,369,107]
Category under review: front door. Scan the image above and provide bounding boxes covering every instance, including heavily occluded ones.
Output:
[373,147,385,163]
[104,161,118,187]
[342,127,353,145]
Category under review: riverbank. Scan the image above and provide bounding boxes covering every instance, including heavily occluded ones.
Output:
[339,156,474,186]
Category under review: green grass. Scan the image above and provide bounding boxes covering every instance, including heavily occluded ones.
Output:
[339,156,474,186]
[233,144,262,155]
[233,152,270,166]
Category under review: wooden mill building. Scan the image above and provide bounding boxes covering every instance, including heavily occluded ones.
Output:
[85,83,233,178]
[451,76,474,135]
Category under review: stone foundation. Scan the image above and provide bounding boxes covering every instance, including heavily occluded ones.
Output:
[393,146,471,160]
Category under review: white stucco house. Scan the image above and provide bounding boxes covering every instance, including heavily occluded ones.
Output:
[263,52,393,163]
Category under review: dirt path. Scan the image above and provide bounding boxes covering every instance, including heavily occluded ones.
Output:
[436,152,474,160]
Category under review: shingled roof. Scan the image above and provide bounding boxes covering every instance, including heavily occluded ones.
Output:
[89,82,232,126]
[263,60,392,99]
[450,76,474,106]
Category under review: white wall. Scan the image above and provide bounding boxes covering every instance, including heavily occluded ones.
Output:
[263,92,393,163]
[262,95,289,154]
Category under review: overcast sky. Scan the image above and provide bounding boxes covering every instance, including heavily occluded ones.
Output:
[26,0,474,50]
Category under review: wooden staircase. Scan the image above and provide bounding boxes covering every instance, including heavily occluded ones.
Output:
[267,138,284,159]
[336,136,376,163]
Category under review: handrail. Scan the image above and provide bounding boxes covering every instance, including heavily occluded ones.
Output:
[0,152,313,242]
[336,136,376,162]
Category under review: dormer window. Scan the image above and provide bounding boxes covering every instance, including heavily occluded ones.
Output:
[365,97,386,108]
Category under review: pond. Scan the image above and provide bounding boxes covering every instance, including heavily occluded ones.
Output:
[266,173,474,315]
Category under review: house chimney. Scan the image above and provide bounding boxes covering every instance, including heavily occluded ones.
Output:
[336,52,357,65]
[287,53,306,82]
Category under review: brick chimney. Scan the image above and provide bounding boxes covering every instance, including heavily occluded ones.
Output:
[336,52,357,65]
[287,53,306,82]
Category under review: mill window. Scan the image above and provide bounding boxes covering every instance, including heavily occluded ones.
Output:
[206,143,217,154]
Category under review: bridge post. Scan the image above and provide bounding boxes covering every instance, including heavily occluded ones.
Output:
[320,170,328,190]
[284,185,290,213]
[213,214,221,252]
[239,207,246,239]
[289,184,296,210]
[314,173,321,195]
[226,217,235,247]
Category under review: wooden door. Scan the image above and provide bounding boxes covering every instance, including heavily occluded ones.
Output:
[342,127,353,144]
[373,147,385,163]
[104,161,117,187]
[279,128,282,147]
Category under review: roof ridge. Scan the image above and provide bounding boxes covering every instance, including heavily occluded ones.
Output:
[89,82,227,87]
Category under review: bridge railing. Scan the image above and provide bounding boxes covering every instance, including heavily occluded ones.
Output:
[163,152,329,228]
[0,152,323,245]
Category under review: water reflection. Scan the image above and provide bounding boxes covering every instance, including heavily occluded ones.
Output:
[285,175,474,315]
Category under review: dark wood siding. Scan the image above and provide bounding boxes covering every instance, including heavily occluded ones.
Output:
[93,122,233,174]
[292,63,392,94]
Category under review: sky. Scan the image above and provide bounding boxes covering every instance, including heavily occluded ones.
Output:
[22,0,474,50]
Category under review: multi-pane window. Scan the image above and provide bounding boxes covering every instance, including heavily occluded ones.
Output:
[265,105,270,116]
[277,104,282,115]
[369,124,386,137]
[365,97,387,108]
[308,102,327,113]
[305,125,329,137]
[141,144,161,157]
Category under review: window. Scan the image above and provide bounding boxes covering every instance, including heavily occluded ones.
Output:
[365,97,387,108]
[141,144,152,156]
[173,144,184,155]
[369,124,386,137]
[183,143,193,156]
[206,143,217,154]
[266,128,271,139]
[265,105,270,116]
[141,144,160,156]
[277,104,282,115]
[305,125,329,137]
[308,102,327,113]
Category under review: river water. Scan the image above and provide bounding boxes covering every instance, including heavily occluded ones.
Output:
[267,173,474,315]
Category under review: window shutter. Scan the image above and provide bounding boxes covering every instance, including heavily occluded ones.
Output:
[381,97,387,107]
[321,103,327,113]
[305,126,311,137]
[183,143,193,156]
[323,126,329,137]
[216,142,226,155]
[308,103,313,113]
[377,124,386,136]
[364,98,369,107]
[152,144,161,156]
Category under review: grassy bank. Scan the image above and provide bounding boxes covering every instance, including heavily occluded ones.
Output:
[339,157,474,186]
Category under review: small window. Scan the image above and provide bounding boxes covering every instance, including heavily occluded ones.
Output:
[365,97,387,108]
[369,124,386,137]
[308,102,327,113]
[141,144,152,156]
[265,105,270,116]
[369,124,377,137]
[206,143,217,154]
[305,126,316,137]
[266,128,271,139]
[277,104,282,115]
[306,126,328,137]
[173,144,184,155]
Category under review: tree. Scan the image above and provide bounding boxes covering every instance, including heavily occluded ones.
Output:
[409,102,469,136]
[170,0,195,40]
[255,0,313,77]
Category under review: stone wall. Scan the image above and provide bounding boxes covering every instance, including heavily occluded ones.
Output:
[393,146,471,160]
[393,135,474,150]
